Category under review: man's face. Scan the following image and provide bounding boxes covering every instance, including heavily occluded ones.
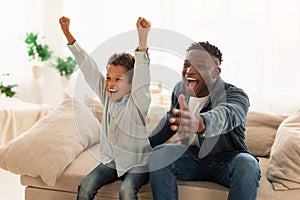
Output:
[182,49,220,97]
[105,65,132,101]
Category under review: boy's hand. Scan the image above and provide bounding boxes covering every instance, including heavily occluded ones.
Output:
[59,16,70,33]
[136,17,151,51]
[59,16,76,45]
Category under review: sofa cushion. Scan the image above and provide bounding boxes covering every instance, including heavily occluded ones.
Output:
[245,111,286,157]
[21,144,229,200]
[84,95,104,124]
[0,95,101,186]
[267,109,300,190]
[22,155,300,200]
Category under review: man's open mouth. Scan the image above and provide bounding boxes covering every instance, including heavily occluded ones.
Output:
[186,77,199,90]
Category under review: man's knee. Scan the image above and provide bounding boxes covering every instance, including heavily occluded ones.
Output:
[149,144,187,173]
[233,153,261,182]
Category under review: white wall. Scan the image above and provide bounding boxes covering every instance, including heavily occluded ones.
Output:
[1,0,300,114]
[0,0,44,81]
[0,0,67,107]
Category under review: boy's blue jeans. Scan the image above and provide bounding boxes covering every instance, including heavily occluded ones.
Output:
[149,144,261,200]
[77,162,149,200]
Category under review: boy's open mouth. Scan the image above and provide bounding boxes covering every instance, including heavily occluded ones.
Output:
[108,88,118,96]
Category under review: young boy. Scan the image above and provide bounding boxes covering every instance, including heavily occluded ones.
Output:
[59,16,152,200]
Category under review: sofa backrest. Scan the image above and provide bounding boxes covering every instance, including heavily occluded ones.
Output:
[245,111,286,157]
[85,96,286,158]
[145,109,287,158]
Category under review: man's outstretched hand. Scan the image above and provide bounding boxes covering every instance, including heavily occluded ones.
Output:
[169,94,205,141]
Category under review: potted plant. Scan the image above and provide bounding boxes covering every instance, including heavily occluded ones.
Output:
[25,32,53,78]
[54,56,78,88]
[0,74,17,98]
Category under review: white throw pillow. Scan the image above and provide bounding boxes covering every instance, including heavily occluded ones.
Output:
[0,95,101,186]
[267,109,300,190]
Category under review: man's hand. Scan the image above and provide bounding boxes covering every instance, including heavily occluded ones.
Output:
[136,17,151,51]
[59,16,75,45]
[169,94,205,141]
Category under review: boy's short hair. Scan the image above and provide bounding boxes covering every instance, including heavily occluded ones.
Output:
[107,53,135,83]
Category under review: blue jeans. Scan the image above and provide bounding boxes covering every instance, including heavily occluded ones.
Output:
[77,162,149,200]
[149,144,261,200]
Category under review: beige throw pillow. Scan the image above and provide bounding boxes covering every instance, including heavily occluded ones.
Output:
[84,95,104,123]
[146,105,169,133]
[245,111,286,157]
[267,110,300,190]
[0,95,101,186]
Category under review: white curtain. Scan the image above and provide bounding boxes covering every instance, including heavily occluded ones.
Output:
[0,0,44,81]
[1,0,299,114]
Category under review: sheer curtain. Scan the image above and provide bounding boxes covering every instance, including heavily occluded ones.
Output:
[0,0,65,106]
[62,0,300,114]
[1,0,299,114]
[0,0,44,81]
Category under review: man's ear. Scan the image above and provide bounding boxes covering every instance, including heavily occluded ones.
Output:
[212,67,221,79]
[210,56,221,78]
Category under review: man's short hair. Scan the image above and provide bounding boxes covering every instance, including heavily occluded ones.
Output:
[187,41,223,65]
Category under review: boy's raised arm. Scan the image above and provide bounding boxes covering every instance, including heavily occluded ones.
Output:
[136,17,151,52]
[59,16,76,45]
[58,16,105,101]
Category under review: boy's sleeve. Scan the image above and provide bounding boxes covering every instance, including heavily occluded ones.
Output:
[67,42,106,101]
[131,51,151,116]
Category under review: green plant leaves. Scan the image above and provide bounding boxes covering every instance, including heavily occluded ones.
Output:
[0,74,17,98]
[55,56,78,79]
[0,83,17,98]
[25,32,52,62]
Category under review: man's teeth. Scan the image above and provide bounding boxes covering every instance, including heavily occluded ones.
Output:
[186,77,197,81]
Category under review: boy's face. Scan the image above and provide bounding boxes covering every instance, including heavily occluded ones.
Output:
[105,65,132,101]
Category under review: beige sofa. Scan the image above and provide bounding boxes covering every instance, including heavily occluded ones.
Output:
[1,96,300,200]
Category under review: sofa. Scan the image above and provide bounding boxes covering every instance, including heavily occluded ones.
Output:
[1,95,300,200]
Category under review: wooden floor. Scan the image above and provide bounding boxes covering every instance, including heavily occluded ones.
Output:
[0,168,25,200]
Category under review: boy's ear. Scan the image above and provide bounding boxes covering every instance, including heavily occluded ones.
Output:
[128,83,132,90]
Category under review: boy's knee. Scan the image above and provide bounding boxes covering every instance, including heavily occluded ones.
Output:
[78,182,91,196]
[77,176,97,198]
[119,181,134,200]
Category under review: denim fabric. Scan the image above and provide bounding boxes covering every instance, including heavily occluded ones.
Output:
[77,163,149,200]
[119,172,149,200]
[149,144,261,200]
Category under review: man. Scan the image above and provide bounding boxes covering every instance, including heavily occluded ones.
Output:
[148,41,261,200]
